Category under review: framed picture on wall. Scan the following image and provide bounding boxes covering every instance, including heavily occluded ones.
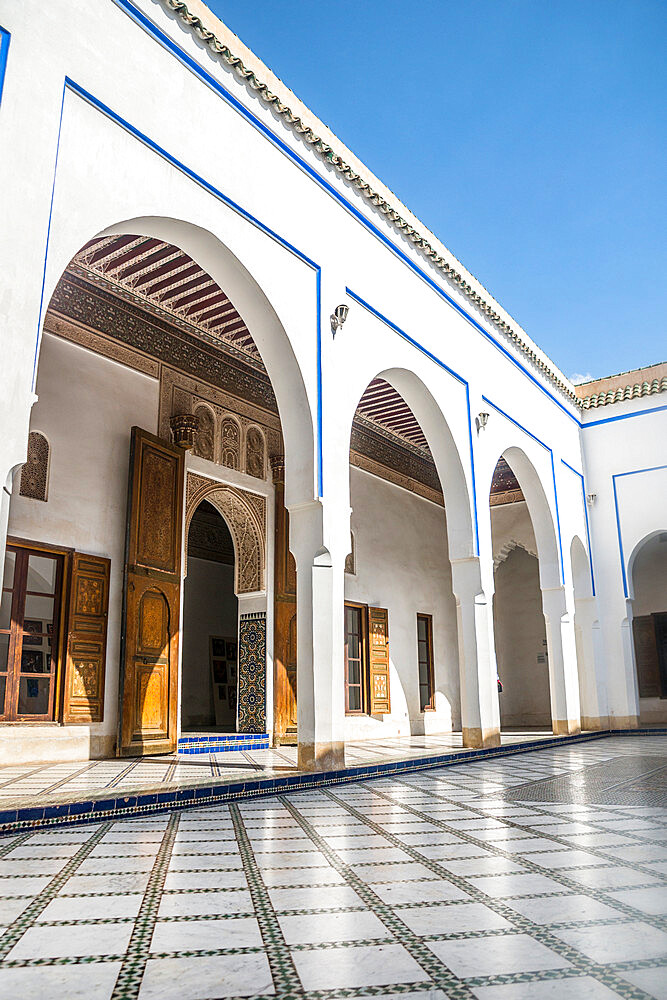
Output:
[209,635,237,727]
[22,620,43,646]
[21,649,45,673]
[211,637,226,658]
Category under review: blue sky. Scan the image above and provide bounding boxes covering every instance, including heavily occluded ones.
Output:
[205,0,666,382]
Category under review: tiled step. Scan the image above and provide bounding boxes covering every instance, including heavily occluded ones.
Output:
[177,733,269,754]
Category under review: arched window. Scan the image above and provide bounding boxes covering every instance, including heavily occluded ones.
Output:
[19,432,50,502]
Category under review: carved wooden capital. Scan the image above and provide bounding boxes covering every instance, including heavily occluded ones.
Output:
[170,413,199,450]
[269,454,285,484]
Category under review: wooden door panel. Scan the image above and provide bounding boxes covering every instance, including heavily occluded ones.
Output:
[138,590,169,655]
[369,606,391,714]
[63,553,110,724]
[118,428,184,756]
[134,662,169,737]
[272,464,297,744]
[132,441,182,575]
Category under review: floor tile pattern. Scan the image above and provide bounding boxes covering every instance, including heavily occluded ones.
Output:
[0,736,665,999]
[0,732,574,809]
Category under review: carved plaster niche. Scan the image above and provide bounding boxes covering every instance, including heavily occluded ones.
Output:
[19,431,50,502]
[493,538,538,571]
[158,366,281,445]
[185,472,266,593]
[193,403,215,461]
[245,426,265,479]
[344,532,356,575]
[220,416,240,470]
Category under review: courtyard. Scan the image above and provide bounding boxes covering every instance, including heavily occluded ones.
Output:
[0,735,664,999]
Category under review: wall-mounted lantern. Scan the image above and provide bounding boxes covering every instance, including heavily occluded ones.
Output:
[330,303,349,337]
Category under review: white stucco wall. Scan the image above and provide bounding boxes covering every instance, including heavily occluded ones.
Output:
[582,399,667,726]
[632,535,667,617]
[344,467,460,738]
[181,556,237,730]
[6,333,159,755]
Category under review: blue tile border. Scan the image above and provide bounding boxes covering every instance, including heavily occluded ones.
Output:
[177,733,269,754]
[0,728,665,836]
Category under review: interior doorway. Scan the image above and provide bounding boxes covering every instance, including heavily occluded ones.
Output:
[181,501,238,733]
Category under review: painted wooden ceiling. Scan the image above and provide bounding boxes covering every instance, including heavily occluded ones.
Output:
[75,236,261,363]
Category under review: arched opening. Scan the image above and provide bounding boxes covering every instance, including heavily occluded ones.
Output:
[630,531,667,723]
[181,501,238,733]
[490,451,554,731]
[344,372,471,740]
[3,220,312,756]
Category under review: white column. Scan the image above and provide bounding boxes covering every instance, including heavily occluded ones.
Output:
[541,587,581,735]
[290,502,346,771]
[574,597,609,729]
[616,613,640,728]
[451,557,500,748]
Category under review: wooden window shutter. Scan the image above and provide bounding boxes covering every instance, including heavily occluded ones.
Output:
[632,615,660,698]
[368,606,391,714]
[63,553,111,723]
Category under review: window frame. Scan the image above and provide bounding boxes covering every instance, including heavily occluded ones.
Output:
[1,538,71,723]
[416,613,435,712]
[344,601,368,715]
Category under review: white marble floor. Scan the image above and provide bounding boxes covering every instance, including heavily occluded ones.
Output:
[0,736,664,999]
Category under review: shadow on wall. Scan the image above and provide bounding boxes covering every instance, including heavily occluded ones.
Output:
[631,531,667,724]
[494,546,551,727]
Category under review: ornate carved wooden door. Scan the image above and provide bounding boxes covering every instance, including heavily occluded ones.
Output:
[63,553,110,723]
[368,606,391,714]
[118,428,184,756]
[271,457,297,744]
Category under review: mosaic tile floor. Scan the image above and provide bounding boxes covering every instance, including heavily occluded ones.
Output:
[0,736,665,999]
[0,731,565,809]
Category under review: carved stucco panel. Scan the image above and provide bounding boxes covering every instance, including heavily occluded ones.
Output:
[185,472,266,594]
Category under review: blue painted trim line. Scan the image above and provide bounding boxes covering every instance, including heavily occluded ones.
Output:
[612,463,667,598]
[583,403,667,429]
[482,396,565,582]
[0,26,10,109]
[0,729,664,835]
[561,459,596,596]
[110,0,584,428]
[346,287,480,555]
